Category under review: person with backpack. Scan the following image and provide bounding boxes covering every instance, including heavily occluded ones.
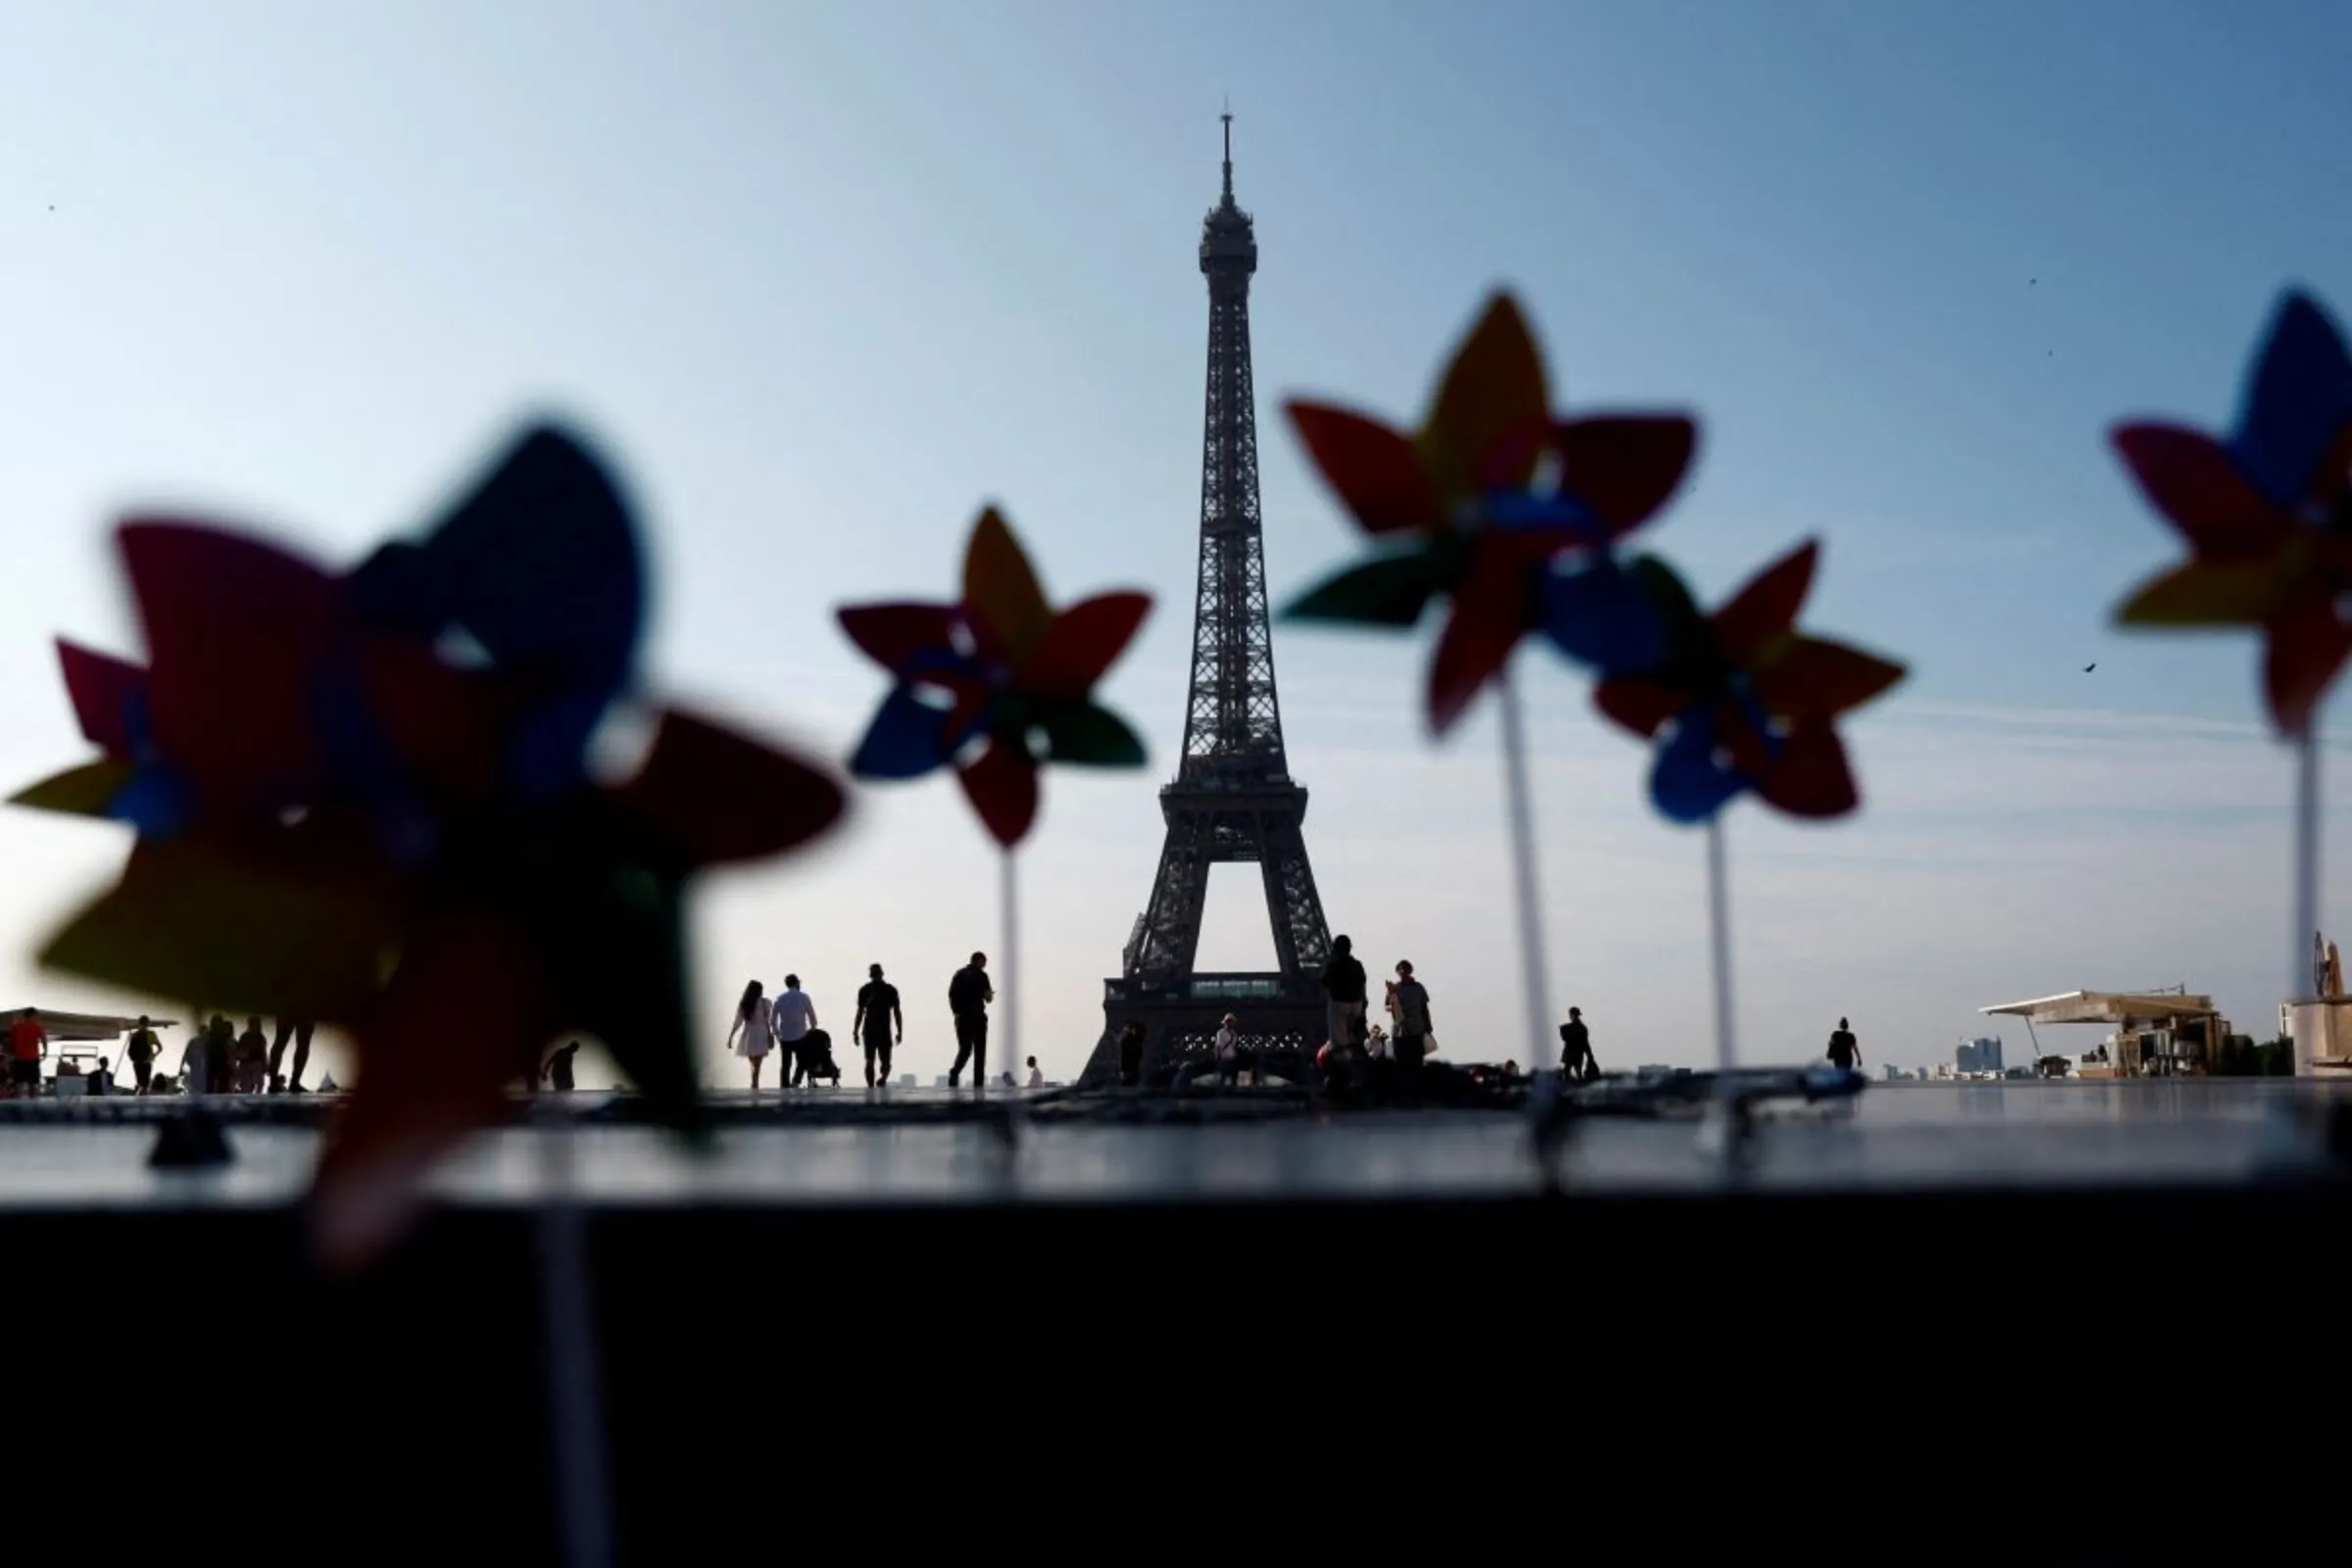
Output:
[1559,1006,1599,1082]
[948,952,993,1089]
[1827,1018,1861,1071]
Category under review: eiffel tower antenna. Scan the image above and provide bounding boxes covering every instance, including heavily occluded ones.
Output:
[1082,114,1335,1088]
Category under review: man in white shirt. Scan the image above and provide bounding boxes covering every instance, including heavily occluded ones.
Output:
[772,975,818,1086]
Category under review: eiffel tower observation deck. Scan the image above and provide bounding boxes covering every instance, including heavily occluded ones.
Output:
[1079,116,1335,1089]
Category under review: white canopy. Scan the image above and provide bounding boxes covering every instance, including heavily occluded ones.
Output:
[1979,990,2214,1025]
[0,1008,179,1043]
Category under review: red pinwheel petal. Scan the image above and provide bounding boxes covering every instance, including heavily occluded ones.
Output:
[1284,402,1447,535]
[1757,721,1861,819]
[119,521,337,808]
[2263,583,2352,739]
[1712,539,1820,667]
[1752,637,1907,721]
[838,602,960,676]
[613,707,849,867]
[2111,423,2293,557]
[1419,292,1550,502]
[1019,592,1152,702]
[353,640,541,808]
[57,641,148,758]
[311,907,558,1274]
[1552,416,1699,535]
[1426,554,1539,736]
[1593,676,1686,738]
[956,739,1039,849]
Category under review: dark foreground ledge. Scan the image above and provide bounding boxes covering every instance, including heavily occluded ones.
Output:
[14,1183,2340,1561]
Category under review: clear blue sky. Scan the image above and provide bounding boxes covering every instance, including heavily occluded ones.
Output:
[0,0,2347,1084]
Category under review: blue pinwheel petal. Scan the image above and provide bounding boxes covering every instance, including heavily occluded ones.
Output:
[2229,291,2352,510]
[353,424,646,802]
[1650,710,1747,824]
[109,764,195,838]
[849,685,957,780]
[1481,489,1607,536]
[1540,556,1668,675]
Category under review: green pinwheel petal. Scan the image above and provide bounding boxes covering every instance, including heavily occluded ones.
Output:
[1625,553,1717,671]
[10,760,134,819]
[1035,701,1148,767]
[1282,546,1449,627]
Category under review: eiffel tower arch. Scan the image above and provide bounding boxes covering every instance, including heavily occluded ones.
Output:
[1080,116,1334,1089]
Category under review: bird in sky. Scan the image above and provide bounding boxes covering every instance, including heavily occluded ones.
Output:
[2083,662,2096,672]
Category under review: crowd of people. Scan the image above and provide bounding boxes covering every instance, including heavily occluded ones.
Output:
[0,1009,324,1099]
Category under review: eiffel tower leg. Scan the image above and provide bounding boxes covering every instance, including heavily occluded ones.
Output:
[1129,811,1211,982]
[1258,815,1332,984]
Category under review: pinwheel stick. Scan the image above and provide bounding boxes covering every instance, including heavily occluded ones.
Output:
[1002,849,1019,1097]
[1496,665,1554,1073]
[2297,731,2321,1003]
[1706,816,1738,1074]
[536,1105,614,1568]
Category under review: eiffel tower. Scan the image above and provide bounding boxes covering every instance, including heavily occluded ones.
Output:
[1080,115,1334,1089]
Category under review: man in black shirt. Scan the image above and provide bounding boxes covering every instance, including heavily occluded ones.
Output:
[854,962,904,1088]
[1559,1006,1599,1082]
[1827,1018,1860,1071]
[1320,935,1368,1052]
[948,952,993,1089]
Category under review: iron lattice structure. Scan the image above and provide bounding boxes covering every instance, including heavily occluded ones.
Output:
[1081,118,1334,1089]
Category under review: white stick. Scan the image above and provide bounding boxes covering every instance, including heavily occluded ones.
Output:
[1496,662,1554,1072]
[537,1104,613,1568]
[1002,848,1019,1095]
[1707,815,1737,1074]
[2296,729,2321,1002]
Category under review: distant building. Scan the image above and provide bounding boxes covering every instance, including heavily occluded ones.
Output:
[900,1074,916,1088]
[1637,1062,1674,1079]
[1883,1064,1904,1082]
[1955,1036,2005,1074]
[2281,1004,2295,1041]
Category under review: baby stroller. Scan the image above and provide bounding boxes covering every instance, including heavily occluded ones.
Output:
[795,1028,843,1087]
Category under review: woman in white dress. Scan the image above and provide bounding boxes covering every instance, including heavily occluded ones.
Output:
[726,979,774,1091]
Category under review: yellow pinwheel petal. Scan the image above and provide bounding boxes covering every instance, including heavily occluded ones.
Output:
[2115,557,2290,626]
[962,506,1054,665]
[1417,291,1549,506]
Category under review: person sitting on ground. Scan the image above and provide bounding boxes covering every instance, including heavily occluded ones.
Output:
[545,1041,580,1093]
[87,1056,115,1096]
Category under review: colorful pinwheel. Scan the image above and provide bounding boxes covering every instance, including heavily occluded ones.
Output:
[11,425,849,1266]
[1281,289,1699,734]
[837,506,1152,848]
[1592,541,1905,824]
[2111,290,2352,738]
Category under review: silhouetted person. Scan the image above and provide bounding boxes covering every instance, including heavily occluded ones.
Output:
[1559,1006,1599,1082]
[125,1015,159,1096]
[1026,1055,1044,1088]
[87,1056,115,1096]
[1116,1019,1147,1086]
[1321,935,1368,1051]
[546,1041,580,1092]
[1391,961,1433,1072]
[727,979,774,1091]
[855,963,904,1088]
[7,1008,45,1098]
[235,1016,269,1094]
[1827,1017,1860,1071]
[948,952,993,1088]
[202,1014,233,1098]
[773,974,818,1087]
[270,1019,316,1094]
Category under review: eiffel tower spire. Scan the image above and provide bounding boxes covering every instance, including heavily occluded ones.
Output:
[1083,115,1335,1088]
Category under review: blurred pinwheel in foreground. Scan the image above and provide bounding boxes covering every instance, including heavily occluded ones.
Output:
[11,424,848,1267]
[1592,540,1905,824]
[2111,289,2352,737]
[837,507,1152,847]
[1281,290,1699,734]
